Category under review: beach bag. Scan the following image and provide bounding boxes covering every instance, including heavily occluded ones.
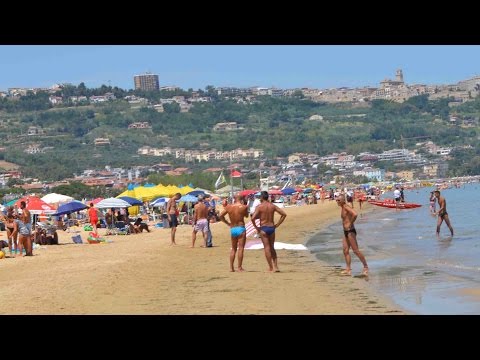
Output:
[72,235,83,244]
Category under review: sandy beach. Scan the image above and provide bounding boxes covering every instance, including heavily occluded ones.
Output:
[0,201,404,314]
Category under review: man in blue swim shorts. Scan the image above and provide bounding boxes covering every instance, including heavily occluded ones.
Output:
[219,194,249,272]
[251,191,287,272]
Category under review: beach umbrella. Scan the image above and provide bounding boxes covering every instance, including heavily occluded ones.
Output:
[41,193,74,204]
[187,190,206,197]
[95,198,131,209]
[178,194,199,225]
[151,197,170,207]
[239,189,257,196]
[281,188,296,195]
[15,196,56,215]
[118,196,143,206]
[179,194,199,203]
[268,189,283,195]
[4,198,20,207]
[53,200,88,216]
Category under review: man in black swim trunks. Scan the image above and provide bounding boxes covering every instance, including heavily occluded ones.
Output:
[251,191,287,272]
[434,190,454,237]
[167,193,182,245]
[336,194,368,276]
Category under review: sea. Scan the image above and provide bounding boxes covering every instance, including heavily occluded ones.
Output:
[307,182,480,314]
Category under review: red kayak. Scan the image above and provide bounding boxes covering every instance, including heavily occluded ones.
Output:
[368,199,422,209]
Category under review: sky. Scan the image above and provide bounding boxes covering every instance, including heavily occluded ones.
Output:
[0,45,479,91]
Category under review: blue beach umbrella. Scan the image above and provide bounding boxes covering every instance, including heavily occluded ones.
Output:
[187,190,206,197]
[281,188,296,195]
[179,195,199,203]
[53,200,88,216]
[118,196,143,206]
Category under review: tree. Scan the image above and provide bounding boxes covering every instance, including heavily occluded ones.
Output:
[163,102,180,113]
[292,90,304,99]
[78,82,87,96]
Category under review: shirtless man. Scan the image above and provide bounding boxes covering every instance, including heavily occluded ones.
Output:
[192,195,210,248]
[336,194,368,276]
[166,193,181,245]
[251,191,287,272]
[434,190,454,237]
[17,201,33,257]
[219,194,249,272]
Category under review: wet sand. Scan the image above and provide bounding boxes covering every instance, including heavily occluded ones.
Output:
[0,201,404,314]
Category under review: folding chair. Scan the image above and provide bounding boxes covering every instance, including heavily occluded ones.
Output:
[114,221,130,235]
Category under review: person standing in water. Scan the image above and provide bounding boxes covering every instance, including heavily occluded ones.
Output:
[336,194,369,276]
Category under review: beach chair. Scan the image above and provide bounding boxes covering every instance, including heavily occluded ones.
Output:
[114,221,130,235]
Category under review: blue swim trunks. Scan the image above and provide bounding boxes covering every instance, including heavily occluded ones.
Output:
[230,226,246,237]
[260,226,275,236]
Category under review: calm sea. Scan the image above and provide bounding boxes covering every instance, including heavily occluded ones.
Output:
[307,182,480,314]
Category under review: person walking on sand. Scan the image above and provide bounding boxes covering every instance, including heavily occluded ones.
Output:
[87,203,99,236]
[191,195,209,248]
[433,190,454,237]
[219,194,249,272]
[167,193,181,245]
[251,191,287,272]
[336,194,368,276]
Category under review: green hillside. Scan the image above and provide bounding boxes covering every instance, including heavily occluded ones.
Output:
[1,88,479,181]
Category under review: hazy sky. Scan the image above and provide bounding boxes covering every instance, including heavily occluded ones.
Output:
[1,45,479,90]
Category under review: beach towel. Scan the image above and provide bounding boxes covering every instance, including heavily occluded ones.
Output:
[245,219,261,238]
[244,239,307,250]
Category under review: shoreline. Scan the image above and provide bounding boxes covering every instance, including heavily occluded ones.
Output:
[303,202,413,315]
[0,201,406,314]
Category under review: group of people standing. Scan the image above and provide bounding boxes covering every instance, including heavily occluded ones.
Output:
[2,201,33,257]
[166,193,214,248]
[165,190,287,273]
[219,191,287,273]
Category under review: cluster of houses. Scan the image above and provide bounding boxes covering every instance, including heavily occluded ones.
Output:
[137,146,264,162]
[284,143,455,181]
[2,70,480,108]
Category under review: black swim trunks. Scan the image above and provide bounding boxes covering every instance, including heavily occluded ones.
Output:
[439,210,448,218]
[343,226,357,237]
[169,214,179,228]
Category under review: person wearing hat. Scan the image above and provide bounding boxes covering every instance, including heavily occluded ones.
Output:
[248,193,261,238]
[191,195,209,248]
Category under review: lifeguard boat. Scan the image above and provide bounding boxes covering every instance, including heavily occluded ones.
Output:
[368,199,422,209]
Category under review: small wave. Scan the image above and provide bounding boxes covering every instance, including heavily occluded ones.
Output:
[427,259,480,272]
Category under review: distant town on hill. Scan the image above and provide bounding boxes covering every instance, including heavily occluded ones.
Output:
[0,70,479,198]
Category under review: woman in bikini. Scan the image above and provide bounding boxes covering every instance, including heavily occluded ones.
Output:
[5,213,19,257]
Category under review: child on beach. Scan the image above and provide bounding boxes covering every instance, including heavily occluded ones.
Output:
[429,192,436,214]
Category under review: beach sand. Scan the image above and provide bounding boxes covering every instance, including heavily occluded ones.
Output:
[0,201,404,314]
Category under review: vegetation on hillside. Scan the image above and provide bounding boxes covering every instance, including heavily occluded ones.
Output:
[0,85,478,181]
